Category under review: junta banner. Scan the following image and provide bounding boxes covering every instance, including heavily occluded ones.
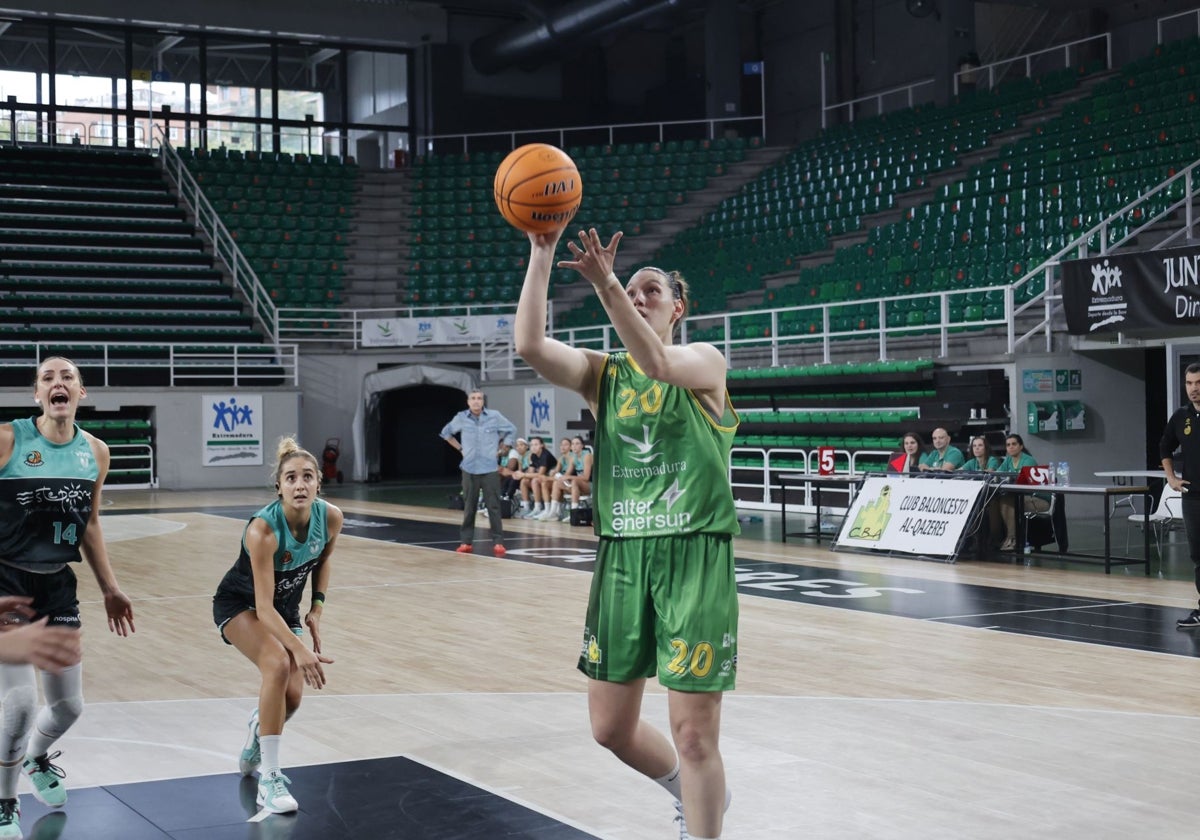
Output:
[835,474,986,557]
[1062,244,1200,335]
[203,393,263,466]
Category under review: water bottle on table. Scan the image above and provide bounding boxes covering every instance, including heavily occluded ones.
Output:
[1056,461,1070,486]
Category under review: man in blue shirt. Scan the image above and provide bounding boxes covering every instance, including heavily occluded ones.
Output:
[441,389,517,556]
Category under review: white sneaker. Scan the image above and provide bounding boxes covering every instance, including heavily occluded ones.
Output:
[537,507,558,520]
[239,709,260,776]
[257,770,298,814]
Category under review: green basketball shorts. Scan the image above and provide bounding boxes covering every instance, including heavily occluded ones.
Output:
[577,532,738,692]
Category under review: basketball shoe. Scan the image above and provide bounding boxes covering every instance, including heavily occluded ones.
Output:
[257,770,298,814]
[239,708,261,776]
[23,751,67,807]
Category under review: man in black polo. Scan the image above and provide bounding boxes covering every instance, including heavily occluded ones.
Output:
[1161,362,1200,628]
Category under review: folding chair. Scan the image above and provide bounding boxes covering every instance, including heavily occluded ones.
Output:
[1127,484,1183,557]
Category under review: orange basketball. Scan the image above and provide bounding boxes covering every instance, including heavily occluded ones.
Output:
[493,144,583,234]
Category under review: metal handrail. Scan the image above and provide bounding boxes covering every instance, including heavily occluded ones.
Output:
[1007,158,1200,352]
[107,442,157,489]
[155,126,281,347]
[417,114,765,157]
[820,64,936,129]
[0,342,299,388]
[952,33,1112,96]
[1157,7,1200,43]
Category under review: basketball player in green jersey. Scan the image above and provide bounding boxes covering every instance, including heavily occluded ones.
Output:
[213,436,343,815]
[0,356,135,839]
[516,228,739,840]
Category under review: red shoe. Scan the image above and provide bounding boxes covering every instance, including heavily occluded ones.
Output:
[455,544,473,553]
[492,544,507,557]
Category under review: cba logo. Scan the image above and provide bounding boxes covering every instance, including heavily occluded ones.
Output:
[24,451,43,468]
[848,484,892,541]
[586,635,603,664]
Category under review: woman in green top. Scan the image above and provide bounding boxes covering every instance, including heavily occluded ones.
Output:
[991,433,1050,550]
[516,226,738,840]
[959,435,1000,472]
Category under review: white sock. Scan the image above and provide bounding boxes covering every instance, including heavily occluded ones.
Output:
[653,761,682,800]
[259,734,282,776]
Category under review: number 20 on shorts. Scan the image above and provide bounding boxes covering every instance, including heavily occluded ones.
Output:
[667,638,715,678]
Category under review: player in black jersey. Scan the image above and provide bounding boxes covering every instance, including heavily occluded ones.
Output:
[213,436,344,814]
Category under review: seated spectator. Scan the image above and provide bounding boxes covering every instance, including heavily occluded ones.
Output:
[501,438,529,500]
[959,435,1000,472]
[920,427,965,472]
[989,433,1050,551]
[889,432,924,473]
[548,436,594,521]
[533,438,573,519]
[516,436,557,518]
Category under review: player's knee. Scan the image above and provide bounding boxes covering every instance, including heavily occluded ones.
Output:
[47,694,84,729]
[589,717,635,754]
[1,683,37,730]
[670,718,718,765]
[259,649,292,687]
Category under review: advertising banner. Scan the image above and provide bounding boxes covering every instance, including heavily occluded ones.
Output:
[361,318,402,347]
[1062,245,1200,334]
[203,394,263,466]
[524,386,554,441]
[835,474,986,557]
[362,315,513,347]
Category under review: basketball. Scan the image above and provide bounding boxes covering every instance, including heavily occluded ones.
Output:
[493,143,583,234]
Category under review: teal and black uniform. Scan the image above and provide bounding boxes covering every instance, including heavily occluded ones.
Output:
[213,497,331,641]
[0,417,99,626]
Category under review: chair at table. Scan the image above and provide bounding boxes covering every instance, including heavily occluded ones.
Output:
[1107,482,1140,521]
[1025,493,1067,552]
[1127,484,1183,557]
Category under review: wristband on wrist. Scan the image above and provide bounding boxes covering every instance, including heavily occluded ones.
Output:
[311,591,325,607]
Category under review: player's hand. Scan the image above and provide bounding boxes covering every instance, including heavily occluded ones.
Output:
[527,226,565,251]
[295,647,335,689]
[0,596,36,627]
[104,589,135,636]
[0,618,81,672]
[561,228,622,287]
[304,608,323,654]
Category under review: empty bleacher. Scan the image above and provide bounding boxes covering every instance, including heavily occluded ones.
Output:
[185,148,357,309]
[552,39,1198,345]
[407,136,754,311]
[726,360,1008,505]
[0,145,284,387]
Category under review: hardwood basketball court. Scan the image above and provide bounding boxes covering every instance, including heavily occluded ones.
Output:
[31,485,1200,838]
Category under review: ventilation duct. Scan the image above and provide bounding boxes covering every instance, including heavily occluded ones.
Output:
[470,0,698,74]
